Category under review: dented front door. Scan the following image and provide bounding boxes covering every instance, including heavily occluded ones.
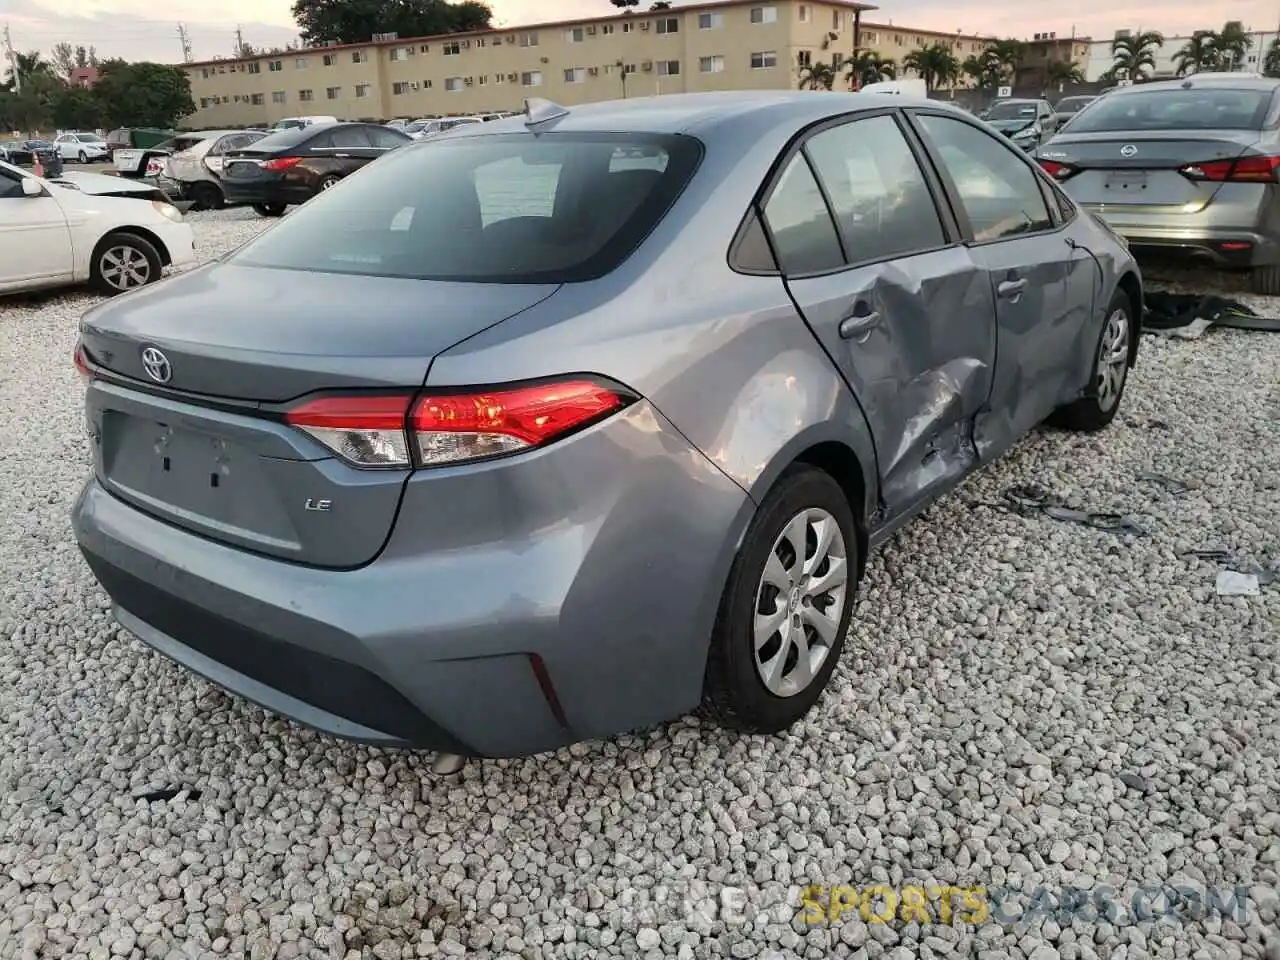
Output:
[785,248,997,515]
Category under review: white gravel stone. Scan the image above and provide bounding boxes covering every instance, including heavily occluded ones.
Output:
[0,211,1277,960]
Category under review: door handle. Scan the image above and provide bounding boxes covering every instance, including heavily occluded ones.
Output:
[839,309,881,340]
[997,278,1028,300]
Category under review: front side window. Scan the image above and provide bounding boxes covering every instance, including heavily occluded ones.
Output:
[762,154,844,275]
[231,133,702,283]
[915,114,1052,242]
[804,115,945,262]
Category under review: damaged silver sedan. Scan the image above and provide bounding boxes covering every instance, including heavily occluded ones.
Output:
[74,93,1141,759]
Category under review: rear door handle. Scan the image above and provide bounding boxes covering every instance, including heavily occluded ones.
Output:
[997,278,1028,300]
[839,309,881,340]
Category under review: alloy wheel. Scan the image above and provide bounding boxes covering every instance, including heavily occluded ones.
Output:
[99,245,152,291]
[753,507,849,698]
[1096,308,1130,412]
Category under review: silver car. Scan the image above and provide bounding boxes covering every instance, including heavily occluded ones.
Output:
[160,129,268,210]
[73,92,1141,761]
[1037,75,1280,293]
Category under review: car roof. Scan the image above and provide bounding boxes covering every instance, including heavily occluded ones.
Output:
[1113,75,1280,94]
[439,91,968,140]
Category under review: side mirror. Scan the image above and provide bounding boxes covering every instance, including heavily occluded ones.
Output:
[21,178,43,197]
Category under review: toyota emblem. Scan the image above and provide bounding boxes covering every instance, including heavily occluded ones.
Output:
[140,346,172,384]
[1120,144,1138,158]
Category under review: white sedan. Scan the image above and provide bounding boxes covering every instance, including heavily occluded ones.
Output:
[55,133,111,163]
[0,160,195,296]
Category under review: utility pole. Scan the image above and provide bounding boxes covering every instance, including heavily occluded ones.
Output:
[177,23,193,63]
[2,22,19,94]
[234,25,244,57]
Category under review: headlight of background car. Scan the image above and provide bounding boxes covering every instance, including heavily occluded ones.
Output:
[1013,125,1041,141]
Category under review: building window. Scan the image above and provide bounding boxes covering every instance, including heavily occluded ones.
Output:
[296,56,309,69]
[445,76,463,91]
[393,81,409,94]
[352,50,368,63]
[799,4,810,22]
[250,93,265,105]
[622,21,635,33]
[268,59,282,72]
[355,82,371,98]
[247,62,261,74]
[519,32,538,47]
[601,23,615,35]
[864,31,878,44]
[623,62,637,74]
[699,55,725,73]
[478,74,487,83]
[424,79,433,88]
[698,12,723,29]
[564,67,586,83]
[522,70,543,86]
[390,47,409,61]
[656,17,679,34]
[657,59,680,75]
[444,41,460,55]
[894,34,904,45]
[750,6,777,24]
[750,51,777,68]
[299,88,314,101]
[832,10,842,29]
[323,53,336,66]
[798,50,812,67]
[326,86,341,99]
[272,90,286,103]
[201,68,210,78]
[566,27,584,42]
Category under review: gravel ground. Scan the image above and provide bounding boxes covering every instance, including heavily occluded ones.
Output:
[1,210,1278,960]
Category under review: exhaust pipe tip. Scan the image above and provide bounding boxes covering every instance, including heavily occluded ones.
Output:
[430,752,467,776]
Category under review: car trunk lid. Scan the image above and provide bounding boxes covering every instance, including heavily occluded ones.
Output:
[80,263,559,567]
[1043,130,1260,209]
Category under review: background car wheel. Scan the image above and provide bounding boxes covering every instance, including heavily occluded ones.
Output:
[188,182,224,211]
[253,203,287,217]
[90,232,163,296]
[77,150,88,163]
[1048,288,1134,432]
[317,175,340,192]
[1250,265,1280,296]
[701,465,858,734]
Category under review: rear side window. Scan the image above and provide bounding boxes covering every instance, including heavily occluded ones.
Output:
[311,127,373,148]
[240,126,316,152]
[1068,88,1271,132]
[368,127,410,148]
[762,155,844,275]
[803,115,945,263]
[232,133,702,283]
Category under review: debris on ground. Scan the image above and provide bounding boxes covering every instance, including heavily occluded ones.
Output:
[1144,293,1280,339]
[969,484,1149,535]
[1137,471,1192,496]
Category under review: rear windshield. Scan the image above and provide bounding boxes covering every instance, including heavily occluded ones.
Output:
[1067,88,1272,131]
[232,132,703,283]
[1056,97,1093,112]
[987,101,1038,119]
[239,126,319,151]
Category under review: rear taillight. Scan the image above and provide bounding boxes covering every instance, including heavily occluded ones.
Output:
[1037,158,1079,181]
[259,156,303,172]
[74,342,92,382]
[1179,155,1280,183]
[283,379,634,469]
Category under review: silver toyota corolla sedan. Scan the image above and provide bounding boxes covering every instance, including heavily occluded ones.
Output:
[73,92,1142,760]
[1036,74,1280,293]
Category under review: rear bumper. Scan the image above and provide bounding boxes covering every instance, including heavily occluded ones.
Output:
[1083,207,1280,268]
[72,401,752,757]
[220,178,313,207]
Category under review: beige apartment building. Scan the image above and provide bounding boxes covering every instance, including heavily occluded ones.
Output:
[181,0,995,128]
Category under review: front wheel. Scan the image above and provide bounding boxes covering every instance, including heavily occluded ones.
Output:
[78,150,88,163]
[253,203,286,217]
[701,466,858,734]
[1048,287,1133,432]
[90,232,163,295]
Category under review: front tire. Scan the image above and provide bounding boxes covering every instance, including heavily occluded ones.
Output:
[90,232,163,295]
[1048,288,1133,432]
[253,202,286,217]
[77,150,88,164]
[701,466,858,734]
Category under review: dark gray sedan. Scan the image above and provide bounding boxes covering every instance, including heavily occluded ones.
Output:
[72,92,1141,762]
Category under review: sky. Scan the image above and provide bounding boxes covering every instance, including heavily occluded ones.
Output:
[4,0,1277,65]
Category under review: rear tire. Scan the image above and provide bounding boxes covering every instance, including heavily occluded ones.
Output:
[188,182,223,211]
[701,465,858,734]
[253,202,286,217]
[89,231,163,296]
[1048,287,1133,432]
[316,174,341,193]
[1250,265,1280,296]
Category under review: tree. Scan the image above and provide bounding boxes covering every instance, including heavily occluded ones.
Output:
[1212,20,1250,70]
[1265,38,1280,78]
[843,51,895,89]
[91,60,195,128]
[902,42,959,91]
[649,1,671,8]
[74,45,99,69]
[797,56,836,90]
[50,85,102,129]
[4,50,54,90]
[611,0,640,9]
[1110,30,1164,82]
[1174,31,1219,76]
[291,0,493,46]
[1046,59,1084,86]
[50,42,77,82]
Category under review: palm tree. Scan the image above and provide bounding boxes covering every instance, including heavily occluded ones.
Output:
[843,50,896,89]
[1265,37,1280,78]
[1174,31,1220,76]
[4,51,54,90]
[1212,20,1251,71]
[1046,59,1084,87]
[986,39,1026,80]
[1110,30,1164,82]
[902,42,960,91]
[797,57,836,90]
